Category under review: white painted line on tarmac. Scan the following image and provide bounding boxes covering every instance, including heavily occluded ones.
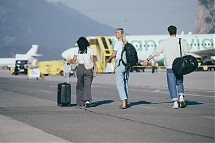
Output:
[152,90,160,92]
[39,90,55,94]
[129,88,151,92]
[185,93,214,98]
[83,84,214,98]
[49,85,57,88]
[202,116,215,120]
[139,106,156,110]
[130,88,214,98]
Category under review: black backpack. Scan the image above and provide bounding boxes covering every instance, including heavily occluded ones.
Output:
[172,38,198,76]
[121,43,138,71]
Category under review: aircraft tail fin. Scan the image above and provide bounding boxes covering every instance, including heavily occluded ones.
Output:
[26,45,42,56]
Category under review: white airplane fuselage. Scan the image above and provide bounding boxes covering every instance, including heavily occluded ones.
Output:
[110,34,214,61]
[0,58,15,68]
[62,34,214,62]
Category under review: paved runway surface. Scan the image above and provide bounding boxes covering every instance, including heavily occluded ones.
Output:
[0,70,214,142]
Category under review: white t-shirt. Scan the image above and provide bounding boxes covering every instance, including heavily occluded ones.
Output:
[74,47,94,64]
[62,60,67,67]
[151,37,189,69]
[113,40,124,60]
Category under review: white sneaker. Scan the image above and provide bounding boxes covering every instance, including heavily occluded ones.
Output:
[172,101,179,109]
[85,101,90,108]
[179,95,186,108]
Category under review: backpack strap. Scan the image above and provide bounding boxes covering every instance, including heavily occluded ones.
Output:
[117,59,122,67]
[116,44,129,71]
[179,38,182,57]
[121,47,127,67]
[116,45,126,68]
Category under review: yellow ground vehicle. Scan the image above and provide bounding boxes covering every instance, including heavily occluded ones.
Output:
[87,36,114,73]
[38,60,67,76]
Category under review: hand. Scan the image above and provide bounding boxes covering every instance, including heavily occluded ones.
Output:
[143,61,148,67]
[140,61,144,65]
[93,72,96,77]
[106,59,111,63]
[141,61,148,67]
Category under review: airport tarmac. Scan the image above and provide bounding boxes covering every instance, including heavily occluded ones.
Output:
[0,70,214,142]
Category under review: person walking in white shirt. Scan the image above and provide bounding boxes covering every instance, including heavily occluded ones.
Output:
[72,37,96,108]
[141,25,190,109]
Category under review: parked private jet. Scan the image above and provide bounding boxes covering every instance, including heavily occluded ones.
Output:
[0,45,42,69]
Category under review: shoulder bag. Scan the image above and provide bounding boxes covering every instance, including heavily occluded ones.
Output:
[83,54,93,70]
[172,38,198,76]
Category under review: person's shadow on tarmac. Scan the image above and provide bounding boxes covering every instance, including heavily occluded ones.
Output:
[127,101,152,108]
[90,100,114,107]
[127,100,203,108]
[184,100,203,106]
[70,100,202,108]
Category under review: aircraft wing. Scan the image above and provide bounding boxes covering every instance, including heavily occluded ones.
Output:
[192,49,215,58]
[189,53,201,58]
[30,54,42,57]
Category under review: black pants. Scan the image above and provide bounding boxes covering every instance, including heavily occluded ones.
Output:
[152,67,157,73]
[76,64,93,106]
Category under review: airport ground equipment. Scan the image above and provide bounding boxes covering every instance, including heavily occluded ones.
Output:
[87,36,114,73]
[27,68,40,80]
[38,59,75,76]
[57,65,71,107]
[14,60,29,75]
[38,60,64,76]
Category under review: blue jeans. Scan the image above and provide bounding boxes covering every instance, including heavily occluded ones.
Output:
[166,69,184,101]
[115,59,129,100]
[72,69,76,76]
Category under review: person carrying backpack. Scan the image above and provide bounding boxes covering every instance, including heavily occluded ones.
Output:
[107,28,138,109]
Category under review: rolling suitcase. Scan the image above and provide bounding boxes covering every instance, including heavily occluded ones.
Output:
[57,65,71,107]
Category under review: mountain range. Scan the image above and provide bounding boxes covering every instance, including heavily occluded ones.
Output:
[0,0,115,60]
